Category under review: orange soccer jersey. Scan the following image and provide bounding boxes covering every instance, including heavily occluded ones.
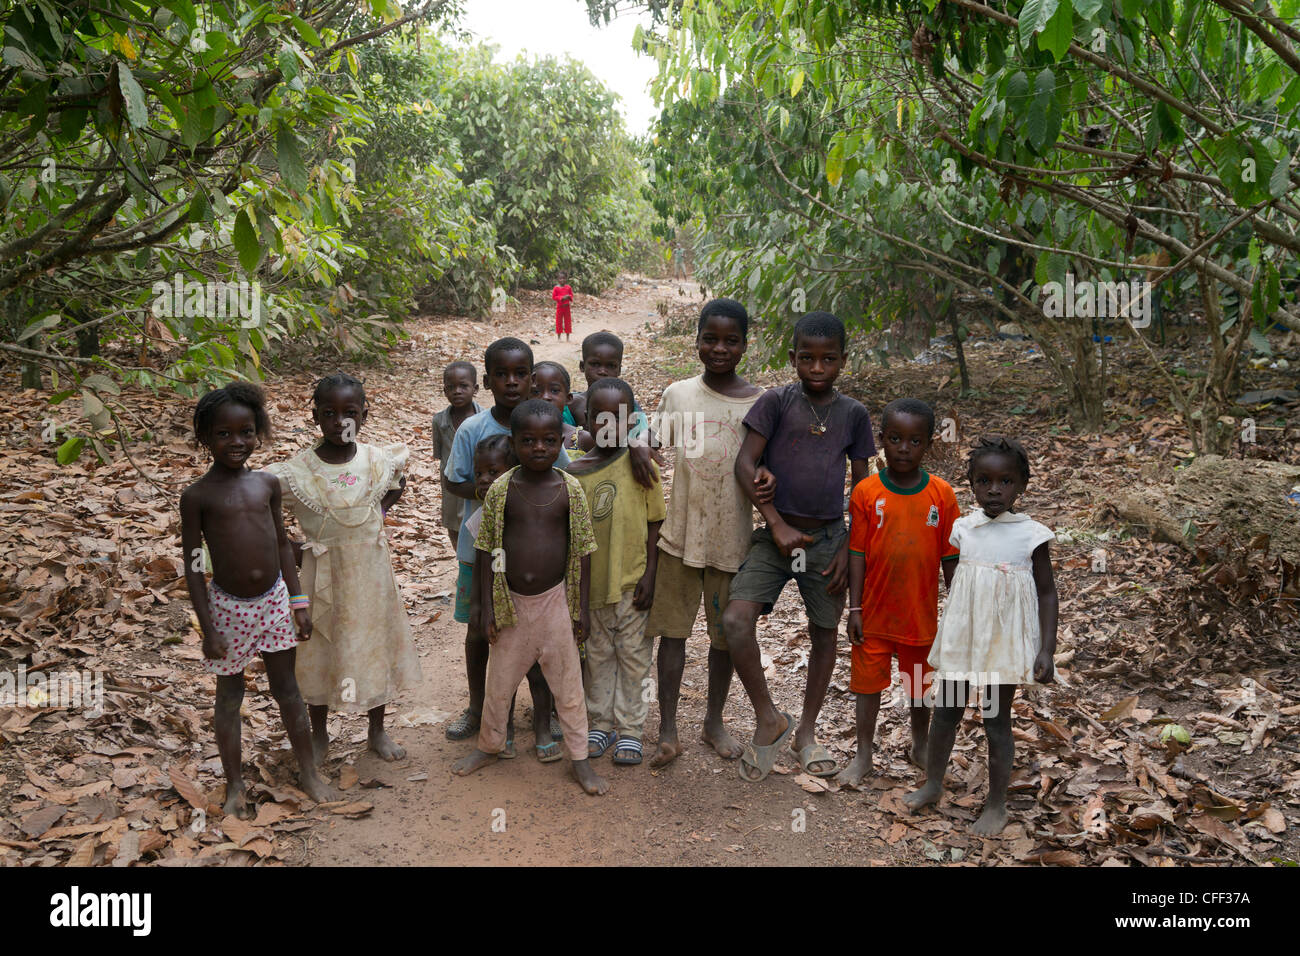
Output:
[848,469,960,646]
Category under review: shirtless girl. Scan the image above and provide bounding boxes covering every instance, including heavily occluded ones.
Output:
[180,383,332,817]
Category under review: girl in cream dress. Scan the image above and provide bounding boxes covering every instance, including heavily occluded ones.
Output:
[269,374,422,763]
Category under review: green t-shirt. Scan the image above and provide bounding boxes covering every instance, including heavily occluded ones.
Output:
[567,449,667,609]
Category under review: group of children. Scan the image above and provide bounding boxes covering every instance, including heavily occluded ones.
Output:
[182,297,1059,834]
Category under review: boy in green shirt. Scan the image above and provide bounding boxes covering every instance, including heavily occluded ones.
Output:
[566,378,667,765]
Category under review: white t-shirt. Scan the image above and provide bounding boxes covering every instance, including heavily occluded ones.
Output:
[653,375,762,572]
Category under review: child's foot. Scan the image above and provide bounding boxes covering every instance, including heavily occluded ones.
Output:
[452,749,498,776]
[222,781,251,819]
[649,727,680,768]
[834,750,874,788]
[701,719,743,760]
[572,758,609,795]
[299,768,334,805]
[368,728,406,761]
[903,780,943,813]
[311,727,330,766]
[971,801,1010,835]
[909,740,927,770]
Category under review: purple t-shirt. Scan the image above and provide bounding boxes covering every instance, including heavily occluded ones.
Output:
[742,383,875,521]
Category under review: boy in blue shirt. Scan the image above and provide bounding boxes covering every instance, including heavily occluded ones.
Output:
[723,312,876,782]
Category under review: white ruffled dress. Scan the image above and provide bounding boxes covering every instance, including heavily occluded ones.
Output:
[928,510,1055,686]
[268,442,422,711]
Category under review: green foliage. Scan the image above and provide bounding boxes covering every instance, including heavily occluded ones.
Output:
[0,2,653,464]
[437,46,659,291]
[643,0,1300,442]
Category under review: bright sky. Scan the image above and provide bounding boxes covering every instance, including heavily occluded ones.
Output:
[455,0,661,135]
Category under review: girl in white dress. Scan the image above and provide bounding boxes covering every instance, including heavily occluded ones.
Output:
[269,373,422,764]
[904,436,1058,835]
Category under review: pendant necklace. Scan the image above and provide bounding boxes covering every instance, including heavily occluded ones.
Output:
[805,389,836,436]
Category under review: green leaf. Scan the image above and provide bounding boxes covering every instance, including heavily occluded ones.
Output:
[1018,0,1060,46]
[116,63,148,128]
[791,69,804,97]
[290,15,321,47]
[17,314,60,342]
[232,208,261,273]
[1269,150,1293,198]
[1073,0,1104,17]
[276,126,308,194]
[826,139,845,186]
[1037,0,1074,61]
[56,437,85,466]
[81,373,121,395]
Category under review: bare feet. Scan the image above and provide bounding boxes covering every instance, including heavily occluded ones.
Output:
[834,750,874,788]
[910,742,928,770]
[451,749,498,776]
[649,727,680,768]
[311,727,329,767]
[572,758,609,795]
[903,780,942,813]
[701,720,743,760]
[299,768,334,804]
[368,728,406,761]
[222,781,251,819]
[971,801,1010,835]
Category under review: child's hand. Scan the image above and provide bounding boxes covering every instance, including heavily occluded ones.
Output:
[772,522,813,558]
[628,444,656,489]
[822,542,849,595]
[294,608,313,641]
[847,609,864,645]
[484,606,499,645]
[1033,649,1055,684]
[201,629,228,661]
[753,465,777,504]
[632,570,656,611]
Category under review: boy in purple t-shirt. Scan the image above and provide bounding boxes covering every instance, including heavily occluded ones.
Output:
[723,311,876,782]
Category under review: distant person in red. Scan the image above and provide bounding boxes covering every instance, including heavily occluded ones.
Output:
[552,271,574,342]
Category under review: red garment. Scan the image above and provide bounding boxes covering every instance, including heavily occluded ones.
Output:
[552,284,573,335]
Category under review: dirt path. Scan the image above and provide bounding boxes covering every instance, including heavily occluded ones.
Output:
[305,278,916,866]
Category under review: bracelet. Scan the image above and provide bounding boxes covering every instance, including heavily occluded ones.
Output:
[847,606,862,612]
[289,595,310,609]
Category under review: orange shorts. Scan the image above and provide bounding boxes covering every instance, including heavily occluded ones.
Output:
[850,635,933,699]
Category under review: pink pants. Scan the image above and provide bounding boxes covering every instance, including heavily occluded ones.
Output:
[479,581,588,761]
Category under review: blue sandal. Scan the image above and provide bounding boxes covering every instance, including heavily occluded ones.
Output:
[588,729,618,759]
[612,737,643,766]
[536,741,563,763]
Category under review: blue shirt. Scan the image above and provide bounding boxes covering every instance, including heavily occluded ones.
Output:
[447,407,570,564]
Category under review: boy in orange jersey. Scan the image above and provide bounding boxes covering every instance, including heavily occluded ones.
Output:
[836,398,960,787]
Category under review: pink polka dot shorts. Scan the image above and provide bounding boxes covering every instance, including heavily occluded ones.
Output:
[203,575,299,676]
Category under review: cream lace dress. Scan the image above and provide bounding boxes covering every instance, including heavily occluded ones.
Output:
[928,510,1055,686]
[268,442,421,711]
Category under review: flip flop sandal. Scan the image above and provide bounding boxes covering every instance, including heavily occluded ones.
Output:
[536,741,564,763]
[738,711,796,783]
[445,708,480,741]
[792,742,839,778]
[612,737,643,766]
[588,729,618,759]
[500,738,517,760]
